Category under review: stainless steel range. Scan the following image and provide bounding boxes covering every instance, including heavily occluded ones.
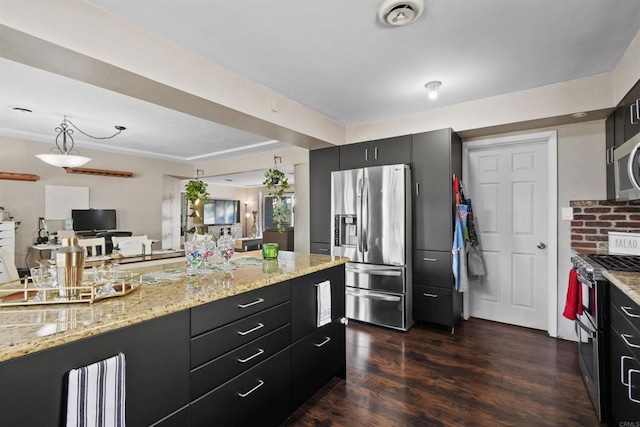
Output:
[573,253,640,422]
[571,254,609,422]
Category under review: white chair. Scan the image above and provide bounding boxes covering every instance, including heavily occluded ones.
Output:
[0,248,20,285]
[77,237,106,257]
[113,235,151,256]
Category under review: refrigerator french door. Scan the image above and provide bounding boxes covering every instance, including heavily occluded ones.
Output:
[331,164,412,331]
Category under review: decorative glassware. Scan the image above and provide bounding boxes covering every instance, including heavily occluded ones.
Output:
[93,263,119,297]
[202,234,217,268]
[30,266,58,302]
[217,229,235,270]
[262,242,279,260]
[185,239,204,275]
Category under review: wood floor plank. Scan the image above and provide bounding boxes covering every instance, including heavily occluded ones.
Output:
[282,318,603,427]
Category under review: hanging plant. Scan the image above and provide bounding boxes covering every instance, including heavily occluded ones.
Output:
[185,179,210,212]
[263,166,290,233]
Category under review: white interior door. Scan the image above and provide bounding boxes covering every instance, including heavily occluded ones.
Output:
[466,136,550,330]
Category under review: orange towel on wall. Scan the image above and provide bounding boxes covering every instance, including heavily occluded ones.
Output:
[562,269,583,320]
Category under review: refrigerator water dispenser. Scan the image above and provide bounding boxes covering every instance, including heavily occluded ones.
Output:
[334,215,358,247]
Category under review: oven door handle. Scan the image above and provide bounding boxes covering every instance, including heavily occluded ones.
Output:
[576,273,593,288]
[575,318,596,339]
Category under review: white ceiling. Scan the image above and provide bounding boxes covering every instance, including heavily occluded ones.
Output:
[2,0,640,184]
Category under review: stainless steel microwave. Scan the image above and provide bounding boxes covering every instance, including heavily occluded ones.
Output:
[614,131,640,201]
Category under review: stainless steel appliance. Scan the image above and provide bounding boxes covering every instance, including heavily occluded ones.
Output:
[613,131,640,201]
[331,164,412,331]
[570,253,640,422]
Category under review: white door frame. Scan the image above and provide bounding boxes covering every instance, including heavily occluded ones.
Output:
[462,131,558,337]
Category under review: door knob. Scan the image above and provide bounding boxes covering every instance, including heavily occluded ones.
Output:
[537,242,546,249]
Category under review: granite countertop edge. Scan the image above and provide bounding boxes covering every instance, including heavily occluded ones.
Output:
[0,253,348,363]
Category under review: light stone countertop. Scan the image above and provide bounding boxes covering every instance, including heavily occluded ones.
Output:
[0,251,348,363]
[604,270,640,306]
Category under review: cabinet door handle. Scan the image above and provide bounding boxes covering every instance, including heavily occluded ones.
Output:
[622,356,633,386]
[238,298,264,309]
[416,182,420,196]
[621,333,640,349]
[318,248,329,252]
[374,147,379,160]
[423,293,439,298]
[631,101,639,125]
[238,323,264,336]
[629,369,640,404]
[422,257,438,262]
[237,348,265,363]
[621,306,640,318]
[238,379,264,398]
[365,148,369,162]
[314,336,331,347]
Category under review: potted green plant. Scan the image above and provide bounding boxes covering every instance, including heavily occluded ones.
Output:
[184,179,210,212]
[263,167,290,233]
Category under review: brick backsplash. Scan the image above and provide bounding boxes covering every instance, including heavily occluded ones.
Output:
[570,200,640,250]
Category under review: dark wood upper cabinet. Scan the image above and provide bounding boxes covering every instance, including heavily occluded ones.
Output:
[339,135,411,170]
[309,146,340,247]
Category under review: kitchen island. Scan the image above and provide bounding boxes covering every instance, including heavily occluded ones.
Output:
[0,251,348,426]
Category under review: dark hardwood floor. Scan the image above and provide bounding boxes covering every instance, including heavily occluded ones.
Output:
[283,318,602,426]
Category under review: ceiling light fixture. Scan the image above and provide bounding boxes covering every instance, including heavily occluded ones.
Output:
[572,112,588,119]
[378,0,424,26]
[424,81,441,100]
[36,116,126,168]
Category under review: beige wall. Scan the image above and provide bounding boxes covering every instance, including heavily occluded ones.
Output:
[0,136,193,268]
[464,119,606,340]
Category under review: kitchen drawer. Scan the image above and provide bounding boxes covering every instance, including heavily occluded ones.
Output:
[611,285,640,334]
[191,302,290,368]
[190,347,291,427]
[0,221,13,231]
[413,250,453,289]
[414,285,453,326]
[611,303,640,360]
[190,324,290,400]
[310,242,331,254]
[150,405,189,427]
[291,265,345,342]
[191,281,290,336]
[291,321,346,410]
[0,230,14,239]
[609,326,640,425]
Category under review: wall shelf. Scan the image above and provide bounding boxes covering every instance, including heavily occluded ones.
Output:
[65,167,134,178]
[0,172,39,182]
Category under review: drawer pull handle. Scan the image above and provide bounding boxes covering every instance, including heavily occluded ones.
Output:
[629,369,640,404]
[621,334,640,349]
[237,348,265,363]
[238,298,264,309]
[238,380,264,398]
[238,323,264,336]
[621,306,640,318]
[423,293,438,298]
[318,248,329,252]
[314,336,331,347]
[422,258,438,262]
[622,356,633,386]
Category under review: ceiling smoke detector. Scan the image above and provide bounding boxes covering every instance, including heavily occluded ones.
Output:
[378,0,425,26]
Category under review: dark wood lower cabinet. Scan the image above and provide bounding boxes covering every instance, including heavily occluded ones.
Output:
[291,321,347,410]
[0,311,190,427]
[0,266,346,427]
[190,348,292,427]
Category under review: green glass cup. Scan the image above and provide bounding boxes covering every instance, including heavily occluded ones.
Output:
[262,243,279,260]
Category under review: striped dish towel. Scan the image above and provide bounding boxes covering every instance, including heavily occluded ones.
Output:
[66,353,126,427]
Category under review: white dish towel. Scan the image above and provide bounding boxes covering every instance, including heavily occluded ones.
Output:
[317,280,332,327]
[66,353,126,427]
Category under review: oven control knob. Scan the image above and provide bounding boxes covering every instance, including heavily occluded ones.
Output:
[537,242,546,249]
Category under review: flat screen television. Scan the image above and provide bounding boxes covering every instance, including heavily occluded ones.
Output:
[71,209,117,231]
[203,200,240,225]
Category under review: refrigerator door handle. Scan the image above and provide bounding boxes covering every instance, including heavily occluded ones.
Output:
[346,290,402,302]
[356,175,363,254]
[362,176,369,253]
[345,266,402,276]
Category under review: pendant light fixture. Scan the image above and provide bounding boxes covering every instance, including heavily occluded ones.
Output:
[36,116,126,168]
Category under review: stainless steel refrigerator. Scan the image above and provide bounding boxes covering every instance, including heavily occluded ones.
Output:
[331,164,413,331]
